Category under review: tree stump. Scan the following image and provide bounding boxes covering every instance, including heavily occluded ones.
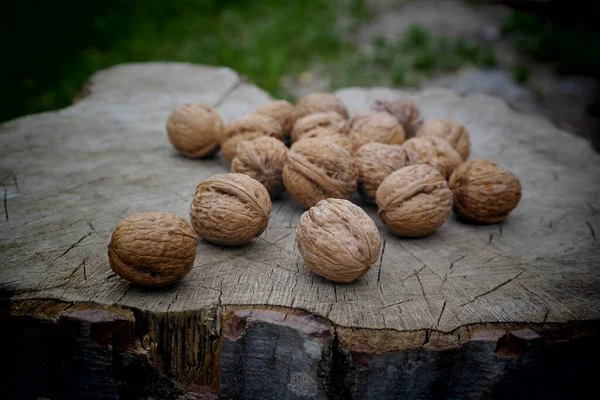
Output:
[1,63,599,400]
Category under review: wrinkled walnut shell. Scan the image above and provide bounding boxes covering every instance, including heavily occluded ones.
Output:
[253,100,298,136]
[221,114,283,162]
[417,119,471,160]
[348,111,405,147]
[108,212,197,287]
[231,136,289,198]
[296,93,349,119]
[190,173,272,245]
[449,158,522,224]
[372,98,423,138]
[296,199,382,283]
[376,165,453,237]
[403,136,463,179]
[282,138,358,208]
[355,142,421,203]
[166,103,224,158]
[291,112,349,143]
[296,127,361,154]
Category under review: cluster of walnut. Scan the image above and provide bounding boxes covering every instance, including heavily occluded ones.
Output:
[109,92,522,287]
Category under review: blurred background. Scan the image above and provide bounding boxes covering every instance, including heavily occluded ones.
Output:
[1,0,599,149]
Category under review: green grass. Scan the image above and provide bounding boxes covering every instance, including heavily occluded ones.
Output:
[0,0,362,122]
[331,25,498,90]
[1,2,497,123]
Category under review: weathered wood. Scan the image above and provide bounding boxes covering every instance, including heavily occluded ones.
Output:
[1,63,599,399]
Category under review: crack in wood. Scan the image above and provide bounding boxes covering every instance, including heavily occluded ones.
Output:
[3,187,7,222]
[381,299,412,309]
[586,221,597,242]
[398,242,427,268]
[402,266,426,282]
[88,221,102,239]
[460,269,525,307]
[449,254,467,270]
[436,300,447,328]
[212,79,243,108]
[51,232,92,263]
[377,239,386,286]
[542,310,549,323]
[172,191,188,203]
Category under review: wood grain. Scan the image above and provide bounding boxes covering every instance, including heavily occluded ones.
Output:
[1,63,599,337]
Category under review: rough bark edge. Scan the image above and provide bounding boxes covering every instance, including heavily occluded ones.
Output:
[3,296,599,399]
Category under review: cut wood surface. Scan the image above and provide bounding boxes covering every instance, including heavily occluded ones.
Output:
[1,62,599,335]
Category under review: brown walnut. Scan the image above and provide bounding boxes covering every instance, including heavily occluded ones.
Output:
[166,103,224,158]
[402,136,462,179]
[221,114,283,162]
[282,138,358,208]
[291,112,348,143]
[231,136,289,198]
[355,142,421,203]
[416,119,471,160]
[253,100,298,136]
[295,93,349,119]
[108,212,197,287]
[296,199,382,283]
[190,173,272,245]
[449,158,522,224]
[372,98,423,138]
[348,111,405,147]
[295,127,361,154]
[376,164,453,237]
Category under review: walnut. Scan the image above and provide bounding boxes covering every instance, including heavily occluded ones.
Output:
[355,142,420,204]
[295,93,349,119]
[108,212,197,287]
[190,173,272,245]
[166,103,224,158]
[295,127,360,154]
[291,112,348,143]
[449,158,522,224]
[348,111,405,147]
[253,100,298,136]
[231,136,289,198]
[282,138,358,208]
[402,136,462,179]
[296,199,382,283]
[221,114,284,162]
[372,98,423,138]
[416,119,471,160]
[376,164,453,237]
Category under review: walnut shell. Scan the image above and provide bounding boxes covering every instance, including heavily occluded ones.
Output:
[221,114,284,162]
[166,103,224,158]
[253,100,298,135]
[296,199,382,283]
[108,212,197,287]
[355,142,421,204]
[449,158,522,224]
[372,98,423,138]
[190,173,272,245]
[348,111,405,147]
[282,138,358,208]
[291,112,348,143]
[231,136,289,198]
[416,119,471,160]
[296,93,349,119]
[376,164,453,237]
[402,137,463,179]
[295,127,360,155]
